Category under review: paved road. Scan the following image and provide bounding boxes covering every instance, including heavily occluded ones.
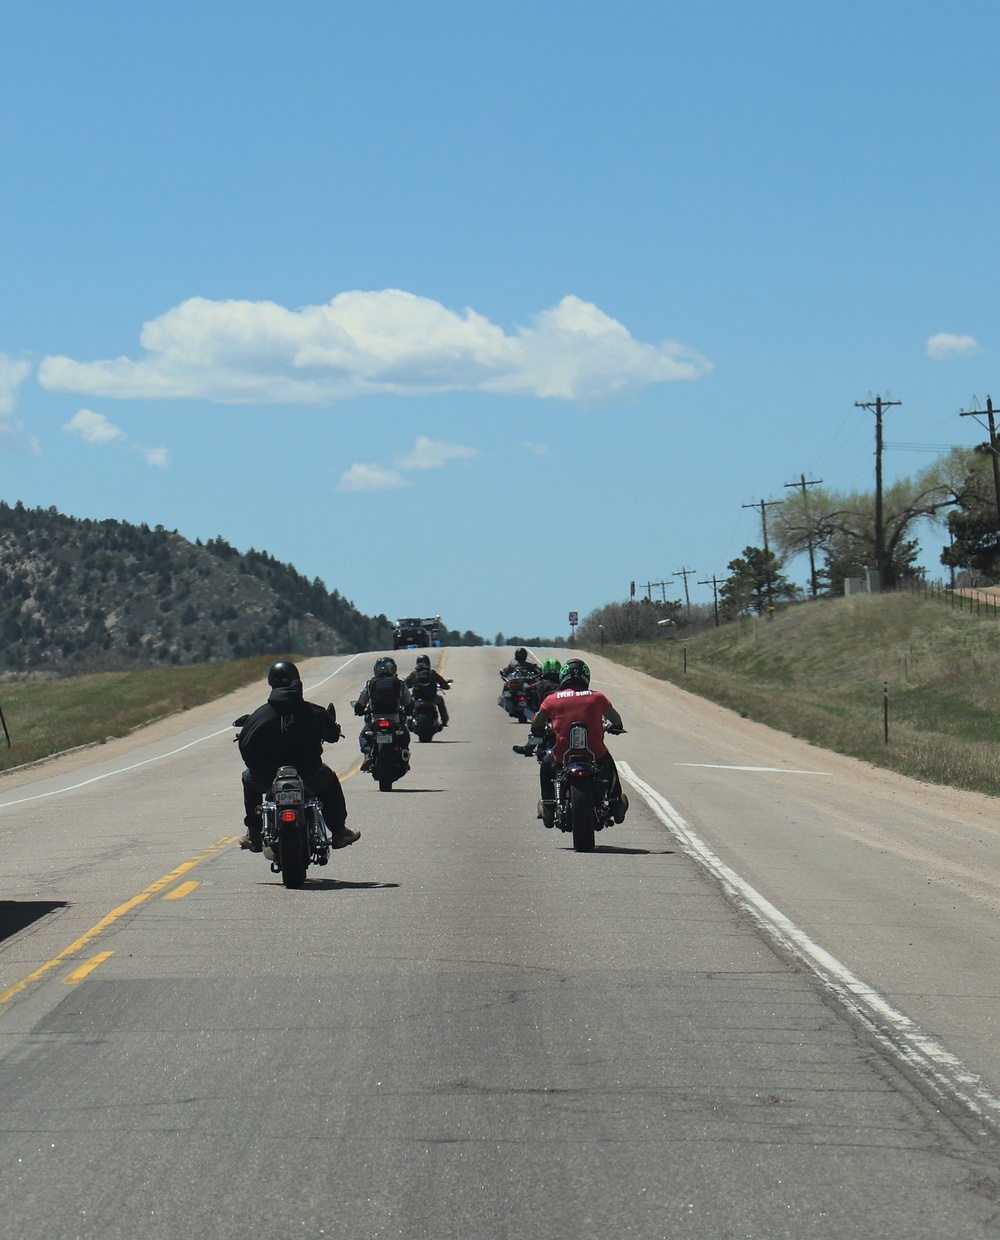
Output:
[2,647,1000,1239]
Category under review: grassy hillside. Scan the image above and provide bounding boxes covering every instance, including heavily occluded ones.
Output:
[591,592,1000,795]
[0,656,277,773]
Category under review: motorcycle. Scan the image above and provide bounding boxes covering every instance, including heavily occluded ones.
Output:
[407,679,453,743]
[498,666,541,723]
[515,721,626,852]
[257,764,333,887]
[355,703,410,791]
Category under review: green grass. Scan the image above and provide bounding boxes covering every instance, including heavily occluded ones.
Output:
[589,593,1000,795]
[0,656,281,773]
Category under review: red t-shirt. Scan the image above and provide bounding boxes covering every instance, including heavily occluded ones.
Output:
[538,688,612,761]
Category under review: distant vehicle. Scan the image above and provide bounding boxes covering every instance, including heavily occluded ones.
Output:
[392,615,441,649]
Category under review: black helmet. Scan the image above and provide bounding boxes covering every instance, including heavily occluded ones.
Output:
[267,660,301,688]
[559,659,591,689]
[416,654,431,667]
[374,656,397,676]
[515,647,528,664]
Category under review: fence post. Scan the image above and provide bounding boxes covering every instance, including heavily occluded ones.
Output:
[883,681,889,745]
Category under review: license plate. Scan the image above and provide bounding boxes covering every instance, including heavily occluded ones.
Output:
[377,733,393,744]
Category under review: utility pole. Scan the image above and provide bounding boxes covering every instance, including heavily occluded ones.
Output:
[674,566,696,618]
[783,473,823,597]
[959,395,1000,525]
[741,498,784,554]
[855,395,901,590]
[742,498,784,608]
[698,574,722,627]
[645,577,679,602]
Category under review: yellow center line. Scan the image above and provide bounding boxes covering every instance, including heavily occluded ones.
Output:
[163,880,200,901]
[0,834,238,1012]
[62,951,114,984]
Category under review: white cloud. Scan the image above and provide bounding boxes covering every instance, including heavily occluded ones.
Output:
[522,441,548,455]
[136,445,169,468]
[62,407,167,468]
[336,462,409,493]
[0,354,30,417]
[0,354,36,452]
[339,434,481,495]
[393,435,480,470]
[36,290,712,406]
[926,332,981,361]
[63,408,126,443]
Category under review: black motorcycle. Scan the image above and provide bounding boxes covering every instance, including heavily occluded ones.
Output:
[407,678,452,743]
[258,765,333,887]
[409,697,442,743]
[515,721,625,852]
[356,705,410,791]
[499,666,541,723]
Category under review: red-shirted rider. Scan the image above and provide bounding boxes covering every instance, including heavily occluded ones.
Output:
[529,659,629,829]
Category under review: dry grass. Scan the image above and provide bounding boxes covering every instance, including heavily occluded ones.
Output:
[0,655,279,773]
[592,593,1000,795]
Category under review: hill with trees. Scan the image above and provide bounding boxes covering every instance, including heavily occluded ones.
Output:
[0,502,478,675]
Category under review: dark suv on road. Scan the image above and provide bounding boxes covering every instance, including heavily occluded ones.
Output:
[393,618,431,649]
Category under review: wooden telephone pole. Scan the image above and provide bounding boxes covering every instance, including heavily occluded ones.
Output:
[855,395,901,590]
[959,395,1000,525]
[783,473,823,597]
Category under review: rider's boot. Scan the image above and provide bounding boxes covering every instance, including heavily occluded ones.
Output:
[612,793,629,824]
[536,799,556,828]
[239,819,263,852]
[330,821,361,848]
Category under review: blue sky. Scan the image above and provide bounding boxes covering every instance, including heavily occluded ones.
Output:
[2,2,998,640]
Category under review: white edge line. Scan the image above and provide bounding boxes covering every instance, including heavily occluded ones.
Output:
[619,759,1000,1131]
[676,763,832,775]
[0,654,363,810]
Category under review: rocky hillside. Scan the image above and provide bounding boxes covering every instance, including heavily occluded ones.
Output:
[0,502,396,674]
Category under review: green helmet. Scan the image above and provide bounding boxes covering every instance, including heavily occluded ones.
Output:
[542,657,561,677]
[559,659,591,689]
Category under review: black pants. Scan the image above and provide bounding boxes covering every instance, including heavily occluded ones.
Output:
[539,750,621,804]
[243,763,347,830]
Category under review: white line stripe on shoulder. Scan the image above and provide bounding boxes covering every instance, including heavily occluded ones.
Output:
[676,762,831,775]
[619,759,1000,1132]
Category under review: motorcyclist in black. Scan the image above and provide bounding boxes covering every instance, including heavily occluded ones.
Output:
[404,653,450,726]
[502,646,541,676]
[354,656,412,770]
[236,660,359,852]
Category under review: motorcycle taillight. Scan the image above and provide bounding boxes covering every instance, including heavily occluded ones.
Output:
[377,719,392,730]
[280,809,297,822]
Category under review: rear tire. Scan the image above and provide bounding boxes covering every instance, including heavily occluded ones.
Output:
[278,821,308,887]
[377,747,394,792]
[570,781,596,852]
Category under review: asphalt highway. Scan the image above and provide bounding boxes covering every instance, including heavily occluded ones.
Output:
[2,647,1000,1239]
